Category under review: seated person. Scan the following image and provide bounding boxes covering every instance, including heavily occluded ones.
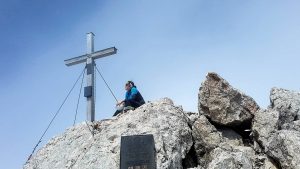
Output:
[113,81,145,116]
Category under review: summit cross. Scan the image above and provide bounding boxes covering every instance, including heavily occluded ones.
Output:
[64,32,117,122]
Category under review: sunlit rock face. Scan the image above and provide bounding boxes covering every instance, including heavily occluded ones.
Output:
[25,72,300,169]
[198,72,259,127]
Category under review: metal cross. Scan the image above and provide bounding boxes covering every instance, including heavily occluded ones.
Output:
[64,32,117,122]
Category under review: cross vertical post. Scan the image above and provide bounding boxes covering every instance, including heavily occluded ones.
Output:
[64,32,117,122]
[86,32,95,122]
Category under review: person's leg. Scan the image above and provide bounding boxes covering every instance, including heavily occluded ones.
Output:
[124,100,139,108]
[113,110,122,116]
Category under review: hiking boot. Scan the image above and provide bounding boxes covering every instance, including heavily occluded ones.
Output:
[123,106,135,112]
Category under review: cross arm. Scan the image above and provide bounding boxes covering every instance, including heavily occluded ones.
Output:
[64,47,117,66]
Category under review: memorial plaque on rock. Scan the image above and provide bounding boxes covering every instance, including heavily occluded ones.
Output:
[120,134,156,169]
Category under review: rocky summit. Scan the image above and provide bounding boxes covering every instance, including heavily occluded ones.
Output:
[24,72,300,169]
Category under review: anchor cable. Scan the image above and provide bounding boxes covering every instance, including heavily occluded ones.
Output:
[95,64,118,102]
[28,64,117,163]
[73,68,86,126]
[27,67,86,162]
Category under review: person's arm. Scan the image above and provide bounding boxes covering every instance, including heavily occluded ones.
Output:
[116,91,130,106]
[117,100,125,105]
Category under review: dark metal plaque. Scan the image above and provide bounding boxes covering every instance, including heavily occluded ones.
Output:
[120,134,156,169]
[84,86,92,97]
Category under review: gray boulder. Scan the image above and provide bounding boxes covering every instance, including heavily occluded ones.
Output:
[24,98,193,169]
[266,130,300,169]
[281,120,300,131]
[185,111,200,127]
[199,72,259,126]
[192,115,248,168]
[206,145,254,169]
[254,155,278,169]
[24,72,300,169]
[206,144,278,169]
[192,115,223,160]
[218,128,243,146]
[253,91,300,169]
[252,109,279,149]
[270,87,300,127]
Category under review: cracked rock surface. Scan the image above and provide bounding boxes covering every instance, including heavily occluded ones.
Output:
[198,72,259,126]
[24,98,193,169]
[253,88,300,169]
[270,87,300,127]
[25,72,300,169]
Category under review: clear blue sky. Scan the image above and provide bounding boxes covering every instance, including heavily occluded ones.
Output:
[1,0,300,168]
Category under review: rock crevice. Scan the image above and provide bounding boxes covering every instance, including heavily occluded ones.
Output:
[24,72,300,169]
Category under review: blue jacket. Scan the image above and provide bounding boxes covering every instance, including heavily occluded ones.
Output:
[125,86,145,108]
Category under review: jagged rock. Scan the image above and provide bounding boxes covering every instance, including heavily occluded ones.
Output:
[253,93,300,169]
[270,87,300,127]
[187,167,204,169]
[192,116,244,168]
[218,128,243,146]
[185,111,200,127]
[206,144,278,169]
[24,98,193,169]
[192,115,223,160]
[199,72,259,126]
[281,120,300,131]
[252,109,279,149]
[24,72,300,169]
[253,141,263,154]
[254,155,278,169]
[206,146,254,169]
[266,130,300,169]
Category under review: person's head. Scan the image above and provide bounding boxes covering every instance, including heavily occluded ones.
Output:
[125,81,135,91]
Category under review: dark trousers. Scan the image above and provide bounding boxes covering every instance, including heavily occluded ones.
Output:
[113,100,143,116]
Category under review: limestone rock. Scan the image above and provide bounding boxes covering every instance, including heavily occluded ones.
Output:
[266,130,300,169]
[254,155,278,169]
[206,146,253,169]
[253,141,263,154]
[218,128,243,146]
[253,98,300,169]
[252,109,279,149]
[281,120,300,131]
[192,116,244,168]
[270,87,300,127]
[24,72,300,169]
[185,111,200,127]
[192,115,223,159]
[24,98,193,169]
[206,144,278,169]
[199,72,259,126]
[187,167,204,169]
